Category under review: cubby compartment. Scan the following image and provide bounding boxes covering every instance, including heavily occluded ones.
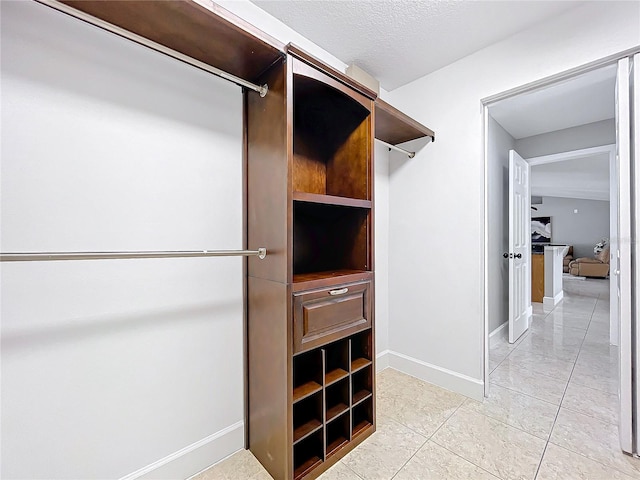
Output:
[351,365,373,407]
[293,429,323,480]
[350,330,373,373]
[325,410,350,458]
[293,73,371,201]
[325,378,349,423]
[293,393,323,444]
[351,396,373,438]
[324,339,349,386]
[293,201,369,277]
[293,349,323,403]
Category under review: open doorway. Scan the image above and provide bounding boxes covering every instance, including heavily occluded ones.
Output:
[481,62,639,468]
[485,63,616,354]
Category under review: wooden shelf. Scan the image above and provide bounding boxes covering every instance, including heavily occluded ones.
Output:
[352,389,372,406]
[293,381,322,404]
[293,192,371,209]
[375,98,434,145]
[60,0,285,83]
[326,437,349,457]
[293,419,323,444]
[326,403,349,423]
[351,358,372,373]
[288,44,376,101]
[293,270,370,286]
[352,420,372,438]
[325,368,349,386]
[294,456,322,480]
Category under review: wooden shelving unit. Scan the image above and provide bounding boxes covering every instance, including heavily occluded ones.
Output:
[375,98,435,145]
[247,45,376,479]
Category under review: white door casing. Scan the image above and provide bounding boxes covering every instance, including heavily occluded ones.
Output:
[616,56,633,454]
[525,145,618,346]
[632,52,640,458]
[610,145,620,347]
[508,150,532,344]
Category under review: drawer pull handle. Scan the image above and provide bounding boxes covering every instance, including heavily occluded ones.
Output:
[329,288,349,296]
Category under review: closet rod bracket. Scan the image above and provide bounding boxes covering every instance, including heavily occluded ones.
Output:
[378,139,416,158]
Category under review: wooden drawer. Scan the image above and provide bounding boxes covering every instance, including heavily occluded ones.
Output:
[293,280,371,354]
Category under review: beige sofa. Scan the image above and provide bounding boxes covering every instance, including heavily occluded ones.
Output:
[563,246,574,273]
[568,246,610,278]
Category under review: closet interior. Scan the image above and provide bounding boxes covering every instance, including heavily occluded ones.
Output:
[35,2,435,479]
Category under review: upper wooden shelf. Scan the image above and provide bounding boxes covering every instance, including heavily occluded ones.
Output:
[288,44,377,101]
[58,0,285,83]
[375,98,435,145]
[293,192,372,209]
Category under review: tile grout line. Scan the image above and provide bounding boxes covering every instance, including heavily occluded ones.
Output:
[336,460,365,480]
[428,441,505,480]
[431,398,548,478]
[459,395,560,442]
[388,399,467,480]
[533,285,599,480]
[544,438,639,479]
[540,289,636,479]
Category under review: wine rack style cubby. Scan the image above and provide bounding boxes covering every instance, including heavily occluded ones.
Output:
[291,332,374,478]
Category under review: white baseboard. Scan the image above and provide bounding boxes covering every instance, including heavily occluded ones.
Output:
[386,350,484,401]
[121,421,244,480]
[489,322,508,346]
[376,349,390,372]
[543,290,563,308]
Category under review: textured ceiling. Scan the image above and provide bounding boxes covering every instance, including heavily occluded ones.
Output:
[490,64,616,139]
[250,0,585,90]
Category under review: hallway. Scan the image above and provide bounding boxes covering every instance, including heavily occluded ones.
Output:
[196,278,640,479]
[486,277,639,478]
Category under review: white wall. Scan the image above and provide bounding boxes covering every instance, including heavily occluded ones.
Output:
[515,118,615,158]
[487,118,515,334]
[385,1,640,399]
[533,197,610,259]
[0,2,249,478]
[1,2,244,479]
[374,143,390,361]
[0,1,390,479]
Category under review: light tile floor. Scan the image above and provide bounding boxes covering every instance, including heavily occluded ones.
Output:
[194,278,640,479]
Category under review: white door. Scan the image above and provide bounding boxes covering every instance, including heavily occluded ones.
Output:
[615,56,633,454]
[508,150,532,343]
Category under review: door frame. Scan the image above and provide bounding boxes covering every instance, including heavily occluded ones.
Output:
[481,47,639,399]
[526,144,618,346]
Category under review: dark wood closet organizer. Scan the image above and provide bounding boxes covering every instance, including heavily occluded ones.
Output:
[246,45,377,479]
[52,2,434,479]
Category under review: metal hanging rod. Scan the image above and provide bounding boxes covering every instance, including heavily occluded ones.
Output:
[35,0,269,97]
[0,248,267,262]
[377,139,416,159]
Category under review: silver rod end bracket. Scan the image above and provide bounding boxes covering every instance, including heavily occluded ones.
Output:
[259,84,268,98]
[408,152,416,159]
[257,247,267,259]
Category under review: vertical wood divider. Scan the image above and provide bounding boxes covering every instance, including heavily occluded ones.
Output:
[348,339,354,440]
[321,348,327,461]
